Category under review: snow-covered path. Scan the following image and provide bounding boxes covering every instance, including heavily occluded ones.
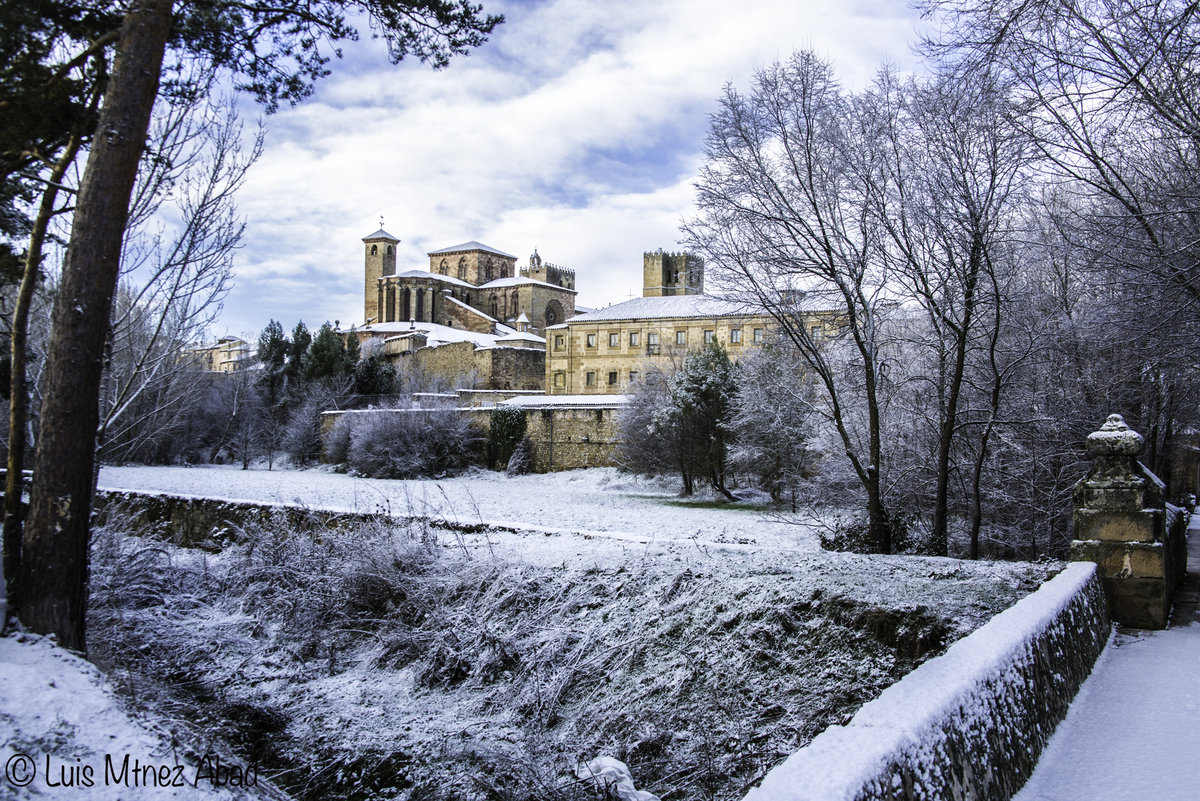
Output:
[1013,519,1200,801]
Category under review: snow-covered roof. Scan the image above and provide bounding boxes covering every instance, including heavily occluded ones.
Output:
[498,394,629,408]
[494,331,546,345]
[362,321,502,349]
[385,269,475,289]
[363,228,400,241]
[428,241,515,259]
[478,276,576,293]
[445,294,497,322]
[560,294,759,323]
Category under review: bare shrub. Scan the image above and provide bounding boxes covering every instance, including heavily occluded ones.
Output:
[346,408,483,479]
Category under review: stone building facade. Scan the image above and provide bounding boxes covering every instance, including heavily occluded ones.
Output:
[184,335,251,373]
[545,253,798,395]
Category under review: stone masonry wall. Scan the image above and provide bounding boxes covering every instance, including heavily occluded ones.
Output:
[320,404,620,473]
[522,407,621,471]
[482,347,544,391]
[441,296,494,333]
[743,562,1110,801]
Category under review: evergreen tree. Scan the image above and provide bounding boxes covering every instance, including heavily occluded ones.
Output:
[304,322,346,382]
[286,321,311,386]
[672,341,739,500]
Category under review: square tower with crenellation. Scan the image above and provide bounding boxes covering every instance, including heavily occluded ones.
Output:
[643,250,703,297]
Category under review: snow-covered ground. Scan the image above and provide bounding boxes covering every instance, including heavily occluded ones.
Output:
[0,633,277,800]
[0,464,1064,800]
[98,465,824,565]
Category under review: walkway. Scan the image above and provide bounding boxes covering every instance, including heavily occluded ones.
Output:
[1014,517,1200,801]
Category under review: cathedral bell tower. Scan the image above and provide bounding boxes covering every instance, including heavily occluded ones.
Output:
[363,226,399,324]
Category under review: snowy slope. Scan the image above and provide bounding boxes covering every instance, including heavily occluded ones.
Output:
[0,633,278,800]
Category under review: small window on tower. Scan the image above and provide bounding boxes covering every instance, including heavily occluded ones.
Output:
[371,244,378,256]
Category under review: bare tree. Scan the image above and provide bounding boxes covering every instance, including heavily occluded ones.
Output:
[684,52,901,551]
[97,88,261,462]
[873,67,1029,555]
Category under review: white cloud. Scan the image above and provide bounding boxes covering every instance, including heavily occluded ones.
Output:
[215,0,925,338]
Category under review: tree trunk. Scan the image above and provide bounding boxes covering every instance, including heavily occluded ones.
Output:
[2,136,83,618]
[18,0,173,653]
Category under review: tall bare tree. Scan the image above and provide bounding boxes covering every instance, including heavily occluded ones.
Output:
[684,52,900,552]
[18,0,502,651]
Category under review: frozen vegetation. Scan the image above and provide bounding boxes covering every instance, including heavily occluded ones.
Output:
[9,466,1059,800]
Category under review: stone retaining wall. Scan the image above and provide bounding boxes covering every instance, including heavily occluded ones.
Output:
[92,489,517,551]
[742,562,1110,801]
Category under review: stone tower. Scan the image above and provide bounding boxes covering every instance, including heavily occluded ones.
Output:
[643,250,703,297]
[523,249,576,290]
[363,228,399,324]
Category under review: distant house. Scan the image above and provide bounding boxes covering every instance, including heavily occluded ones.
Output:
[184,335,252,373]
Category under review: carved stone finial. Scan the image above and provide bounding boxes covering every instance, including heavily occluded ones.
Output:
[1086,413,1145,460]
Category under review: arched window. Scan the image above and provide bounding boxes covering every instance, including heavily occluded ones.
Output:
[490,295,499,318]
[386,245,392,255]
[458,257,467,280]
[416,288,425,322]
[545,300,563,327]
[371,244,378,256]
[402,288,411,321]
[439,259,449,275]
[484,259,495,282]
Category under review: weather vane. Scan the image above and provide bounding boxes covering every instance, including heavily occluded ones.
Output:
[379,215,385,230]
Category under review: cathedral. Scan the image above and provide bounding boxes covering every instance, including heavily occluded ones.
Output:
[353,229,581,391]
[361,229,577,334]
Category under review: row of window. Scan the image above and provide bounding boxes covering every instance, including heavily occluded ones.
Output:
[551,370,640,388]
[553,327,764,352]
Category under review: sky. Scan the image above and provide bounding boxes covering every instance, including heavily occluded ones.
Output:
[212,0,928,340]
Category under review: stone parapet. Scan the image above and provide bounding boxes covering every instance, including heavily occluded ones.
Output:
[1070,414,1189,628]
[742,563,1110,801]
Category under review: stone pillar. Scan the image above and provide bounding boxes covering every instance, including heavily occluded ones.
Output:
[1070,414,1174,628]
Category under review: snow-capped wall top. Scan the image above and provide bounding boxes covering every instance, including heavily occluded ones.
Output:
[499,394,629,408]
[363,320,503,349]
[742,562,1109,801]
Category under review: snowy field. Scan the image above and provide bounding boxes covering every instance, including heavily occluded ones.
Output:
[97,464,810,544]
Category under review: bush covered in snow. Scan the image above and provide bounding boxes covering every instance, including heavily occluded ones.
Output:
[344,408,484,479]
